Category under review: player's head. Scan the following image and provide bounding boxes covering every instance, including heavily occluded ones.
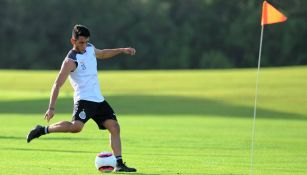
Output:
[71,24,90,53]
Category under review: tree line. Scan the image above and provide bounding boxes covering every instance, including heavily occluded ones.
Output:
[0,0,306,70]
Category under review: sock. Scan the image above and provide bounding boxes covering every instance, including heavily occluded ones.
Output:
[42,126,49,135]
[116,156,123,165]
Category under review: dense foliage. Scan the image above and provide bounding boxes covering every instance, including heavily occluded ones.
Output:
[1,0,306,70]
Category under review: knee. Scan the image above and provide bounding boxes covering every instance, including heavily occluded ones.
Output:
[108,122,120,135]
[70,124,83,133]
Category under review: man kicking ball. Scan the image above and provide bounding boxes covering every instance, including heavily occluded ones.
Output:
[26,24,136,172]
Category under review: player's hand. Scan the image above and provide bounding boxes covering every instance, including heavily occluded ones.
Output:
[44,108,55,123]
[122,47,136,55]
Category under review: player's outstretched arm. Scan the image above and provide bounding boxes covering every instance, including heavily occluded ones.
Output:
[94,47,136,59]
[44,59,76,122]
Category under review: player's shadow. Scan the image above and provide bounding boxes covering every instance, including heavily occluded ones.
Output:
[202,174,245,175]
[0,95,305,120]
[111,172,243,175]
[113,173,160,175]
[3,147,162,175]
[0,135,95,141]
[4,147,96,154]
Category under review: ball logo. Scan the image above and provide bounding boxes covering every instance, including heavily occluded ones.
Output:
[79,110,86,120]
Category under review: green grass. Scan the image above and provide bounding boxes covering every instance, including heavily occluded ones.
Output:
[0,66,306,175]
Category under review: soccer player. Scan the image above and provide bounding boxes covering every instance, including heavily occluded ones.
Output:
[26,24,137,172]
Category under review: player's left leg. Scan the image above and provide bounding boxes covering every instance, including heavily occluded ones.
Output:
[103,119,122,156]
[103,119,136,172]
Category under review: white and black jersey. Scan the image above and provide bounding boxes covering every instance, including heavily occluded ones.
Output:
[66,43,104,103]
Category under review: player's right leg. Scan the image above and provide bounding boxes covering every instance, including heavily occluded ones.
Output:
[26,121,84,143]
[27,100,91,143]
[48,120,84,133]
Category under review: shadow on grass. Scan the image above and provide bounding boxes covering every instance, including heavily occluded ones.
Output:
[110,173,160,175]
[4,147,96,154]
[202,174,245,175]
[0,135,95,141]
[0,95,305,120]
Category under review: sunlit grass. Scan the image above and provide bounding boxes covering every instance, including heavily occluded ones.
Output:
[0,66,306,175]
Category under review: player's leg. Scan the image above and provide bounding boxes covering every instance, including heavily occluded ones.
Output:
[103,119,121,157]
[27,100,91,143]
[103,119,136,172]
[48,120,84,133]
[26,121,84,143]
[94,100,136,172]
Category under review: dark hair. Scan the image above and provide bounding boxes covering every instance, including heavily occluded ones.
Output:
[72,24,90,39]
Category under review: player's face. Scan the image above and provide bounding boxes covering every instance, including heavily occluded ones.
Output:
[71,36,89,53]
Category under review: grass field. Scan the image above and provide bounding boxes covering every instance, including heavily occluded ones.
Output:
[0,66,306,175]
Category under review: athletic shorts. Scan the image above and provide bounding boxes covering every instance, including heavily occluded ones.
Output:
[72,100,117,130]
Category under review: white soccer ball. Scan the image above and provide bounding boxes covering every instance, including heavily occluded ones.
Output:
[95,152,117,172]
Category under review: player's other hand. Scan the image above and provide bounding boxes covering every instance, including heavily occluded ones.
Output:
[122,47,136,55]
[44,109,55,123]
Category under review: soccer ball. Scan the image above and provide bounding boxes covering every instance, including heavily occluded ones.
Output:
[95,152,117,173]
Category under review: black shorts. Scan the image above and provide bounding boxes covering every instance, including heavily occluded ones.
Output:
[72,100,117,130]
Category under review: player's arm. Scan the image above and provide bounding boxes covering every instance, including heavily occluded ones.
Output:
[44,59,76,122]
[94,47,136,59]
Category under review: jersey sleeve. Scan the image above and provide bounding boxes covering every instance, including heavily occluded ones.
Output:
[66,50,78,69]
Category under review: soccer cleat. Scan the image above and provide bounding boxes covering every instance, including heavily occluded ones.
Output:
[114,162,137,172]
[26,125,44,143]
